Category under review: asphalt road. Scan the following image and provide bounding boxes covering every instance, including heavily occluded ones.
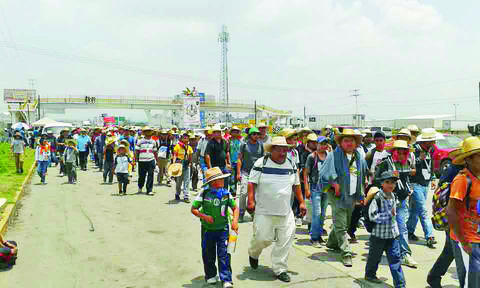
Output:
[0,162,461,288]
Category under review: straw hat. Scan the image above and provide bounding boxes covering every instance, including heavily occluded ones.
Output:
[301,126,313,133]
[407,124,420,132]
[202,167,231,186]
[416,128,442,142]
[61,128,70,133]
[167,163,183,177]
[452,137,480,165]
[106,136,116,146]
[361,128,373,136]
[325,125,333,129]
[306,133,318,142]
[395,128,411,139]
[450,141,464,164]
[279,128,297,139]
[142,126,153,132]
[392,140,409,150]
[212,124,222,132]
[66,139,77,146]
[120,139,130,148]
[264,136,290,153]
[231,126,241,132]
[258,123,268,128]
[335,128,362,144]
[117,144,127,152]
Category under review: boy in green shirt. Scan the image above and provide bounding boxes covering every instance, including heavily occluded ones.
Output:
[191,167,239,288]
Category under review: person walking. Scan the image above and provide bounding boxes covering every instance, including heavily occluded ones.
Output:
[157,130,172,186]
[114,144,132,195]
[407,128,437,248]
[205,125,231,189]
[228,126,242,196]
[446,136,480,288]
[427,143,466,287]
[95,130,106,172]
[364,170,406,288]
[236,127,264,222]
[305,136,329,247]
[189,134,200,191]
[35,134,51,185]
[11,131,25,174]
[135,126,158,196]
[56,128,69,176]
[297,133,317,226]
[64,139,79,184]
[247,136,306,283]
[373,140,418,268]
[103,136,116,184]
[172,133,193,202]
[77,128,91,171]
[257,123,271,144]
[318,129,367,267]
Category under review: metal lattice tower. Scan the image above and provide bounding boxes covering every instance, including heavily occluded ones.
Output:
[218,25,230,110]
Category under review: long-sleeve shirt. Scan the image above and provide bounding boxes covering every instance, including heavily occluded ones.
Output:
[64,147,79,163]
[368,190,399,239]
[410,144,434,186]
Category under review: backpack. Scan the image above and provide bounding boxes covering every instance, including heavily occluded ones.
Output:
[362,189,381,233]
[0,241,17,269]
[252,153,297,176]
[431,174,472,231]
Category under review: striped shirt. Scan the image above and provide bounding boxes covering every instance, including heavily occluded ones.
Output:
[248,156,299,216]
[135,139,157,162]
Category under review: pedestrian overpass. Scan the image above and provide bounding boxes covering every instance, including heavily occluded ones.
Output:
[37,95,292,124]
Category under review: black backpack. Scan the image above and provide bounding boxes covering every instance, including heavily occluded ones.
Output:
[363,195,381,233]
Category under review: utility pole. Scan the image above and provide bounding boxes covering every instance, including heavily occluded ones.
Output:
[351,89,360,126]
[453,104,459,120]
[218,25,230,125]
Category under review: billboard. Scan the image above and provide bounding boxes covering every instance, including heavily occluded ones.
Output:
[4,89,36,103]
[183,97,200,126]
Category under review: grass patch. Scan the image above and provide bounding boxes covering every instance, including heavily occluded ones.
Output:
[0,143,35,204]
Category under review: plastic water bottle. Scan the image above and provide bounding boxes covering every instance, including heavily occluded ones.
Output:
[227,230,238,254]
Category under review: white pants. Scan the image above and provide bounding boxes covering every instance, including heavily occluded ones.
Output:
[248,211,295,275]
[238,171,249,214]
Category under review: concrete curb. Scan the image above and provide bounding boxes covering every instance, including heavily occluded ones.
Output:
[0,160,36,235]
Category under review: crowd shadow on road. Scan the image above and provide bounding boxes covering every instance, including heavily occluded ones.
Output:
[353,278,393,288]
[236,265,298,282]
[308,250,342,262]
[182,275,217,288]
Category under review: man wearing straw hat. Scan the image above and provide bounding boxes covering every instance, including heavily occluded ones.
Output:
[446,136,480,288]
[257,123,271,144]
[157,129,172,186]
[228,126,242,196]
[172,132,193,202]
[247,136,306,283]
[135,126,159,195]
[318,128,367,267]
[77,128,91,171]
[206,124,231,189]
[407,128,437,248]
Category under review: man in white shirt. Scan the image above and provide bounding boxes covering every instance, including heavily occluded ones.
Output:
[247,136,306,283]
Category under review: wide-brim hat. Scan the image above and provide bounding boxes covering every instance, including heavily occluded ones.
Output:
[211,124,222,132]
[335,128,362,144]
[106,136,116,146]
[167,163,183,177]
[142,126,153,132]
[452,137,480,165]
[231,126,241,132]
[361,128,373,136]
[258,123,268,128]
[416,128,443,142]
[279,128,297,139]
[61,128,70,133]
[202,167,230,186]
[117,144,127,151]
[264,136,290,153]
[378,170,400,182]
[66,139,77,146]
[306,133,318,142]
[395,128,411,139]
[407,124,420,132]
[120,139,130,148]
[300,126,313,133]
[392,140,409,150]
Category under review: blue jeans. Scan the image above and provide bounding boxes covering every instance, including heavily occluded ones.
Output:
[37,161,49,183]
[365,236,406,288]
[407,183,433,239]
[396,199,412,257]
[452,241,480,288]
[310,185,328,241]
[201,227,232,282]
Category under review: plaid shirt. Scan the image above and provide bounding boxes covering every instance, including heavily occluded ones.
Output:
[369,190,399,239]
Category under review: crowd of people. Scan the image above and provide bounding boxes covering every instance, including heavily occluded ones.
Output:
[8,122,480,288]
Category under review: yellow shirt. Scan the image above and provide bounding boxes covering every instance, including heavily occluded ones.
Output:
[173,143,193,161]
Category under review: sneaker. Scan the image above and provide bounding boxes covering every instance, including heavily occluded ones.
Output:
[184,198,190,203]
[426,237,436,248]
[401,254,418,268]
[348,233,358,243]
[318,236,326,245]
[175,194,180,201]
[276,272,291,282]
[138,187,143,194]
[322,229,328,236]
[295,217,302,226]
[249,256,258,269]
[364,276,383,283]
[408,233,419,241]
[146,192,154,196]
[343,256,352,267]
[310,239,323,248]
[223,282,233,288]
[206,277,217,284]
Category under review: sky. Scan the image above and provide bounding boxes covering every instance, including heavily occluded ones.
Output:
[0,0,479,122]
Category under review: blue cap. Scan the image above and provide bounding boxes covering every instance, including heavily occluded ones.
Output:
[317,136,328,143]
